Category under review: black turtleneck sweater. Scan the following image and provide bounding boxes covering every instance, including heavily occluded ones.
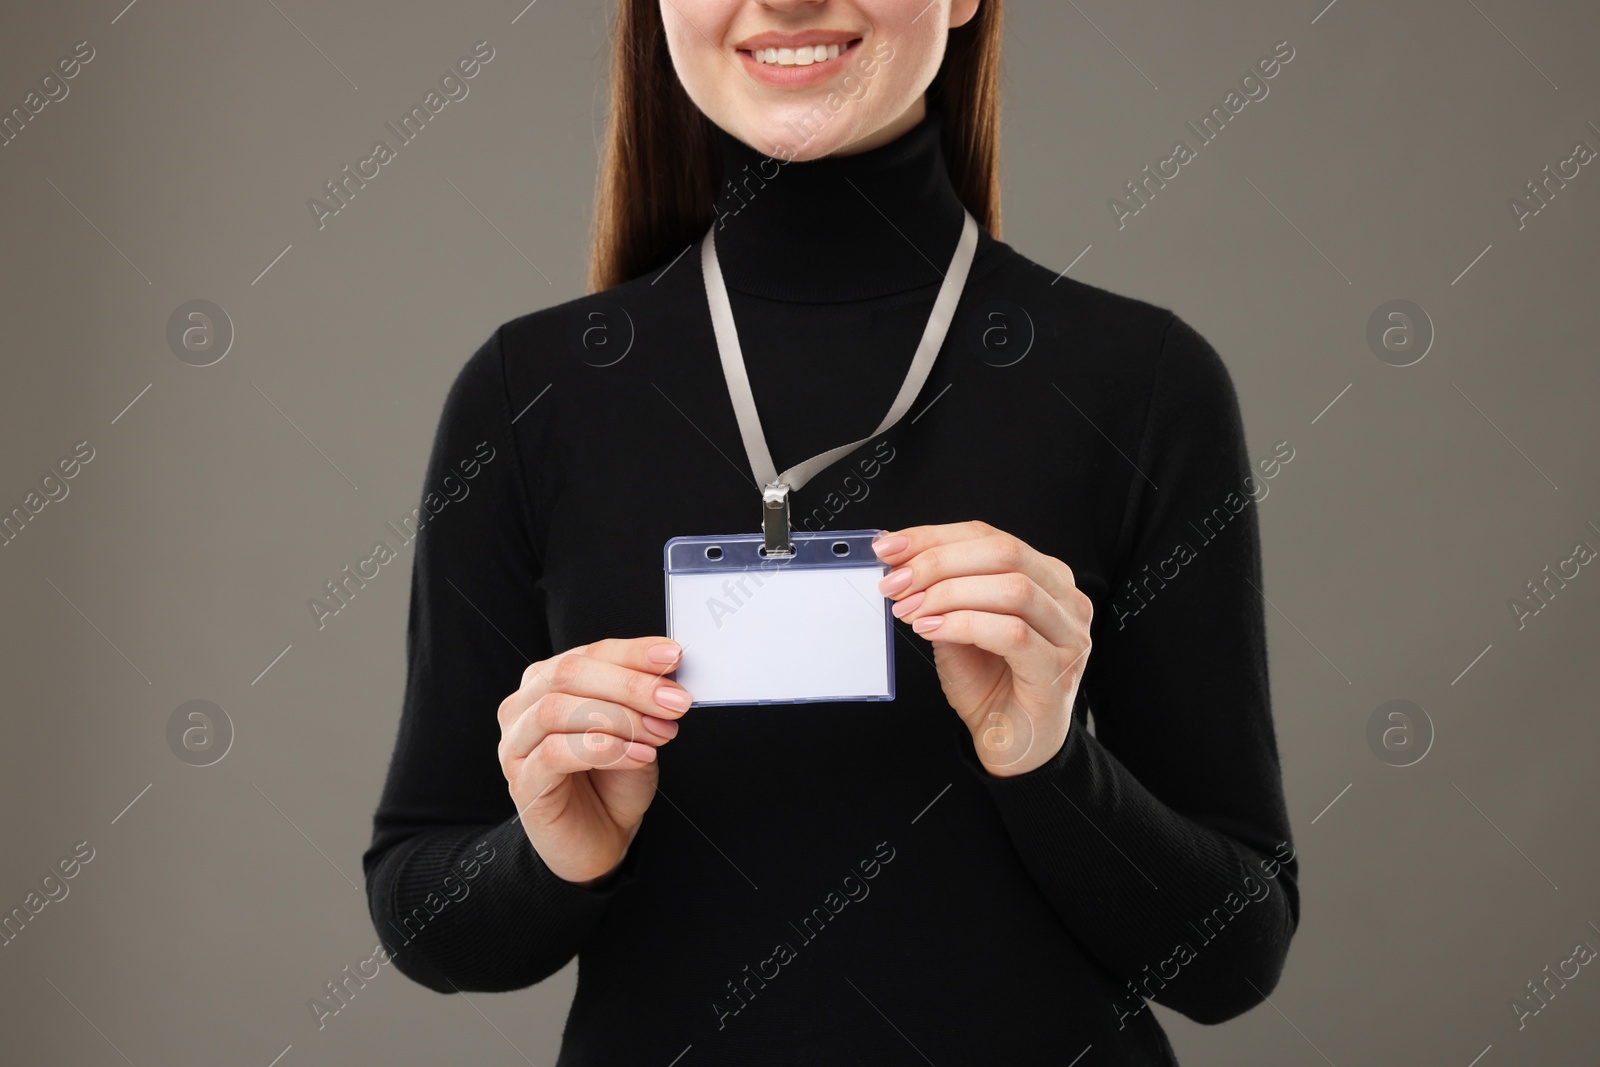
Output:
[364,103,1299,1066]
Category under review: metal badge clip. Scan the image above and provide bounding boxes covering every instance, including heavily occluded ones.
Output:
[761,481,794,558]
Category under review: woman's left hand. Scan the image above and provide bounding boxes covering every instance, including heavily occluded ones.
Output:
[872,521,1093,778]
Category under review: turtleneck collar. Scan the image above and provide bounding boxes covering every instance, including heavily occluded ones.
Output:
[709,103,969,303]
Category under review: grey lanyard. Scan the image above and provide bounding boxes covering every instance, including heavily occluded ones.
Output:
[700,206,979,556]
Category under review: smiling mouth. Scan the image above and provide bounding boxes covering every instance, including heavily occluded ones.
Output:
[738,38,863,67]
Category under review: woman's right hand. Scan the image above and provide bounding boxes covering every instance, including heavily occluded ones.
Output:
[496,637,691,885]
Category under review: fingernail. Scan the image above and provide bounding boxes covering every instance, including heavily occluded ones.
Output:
[879,566,912,595]
[891,590,926,618]
[654,686,692,713]
[872,534,908,558]
[912,614,944,633]
[646,641,681,664]
[624,741,658,762]
[642,715,679,739]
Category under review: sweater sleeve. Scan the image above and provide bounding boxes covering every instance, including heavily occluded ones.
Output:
[953,313,1300,1025]
[362,327,641,994]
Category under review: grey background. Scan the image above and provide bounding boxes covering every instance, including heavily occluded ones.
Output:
[2,0,1597,1063]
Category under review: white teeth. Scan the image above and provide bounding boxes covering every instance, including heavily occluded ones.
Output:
[751,43,847,66]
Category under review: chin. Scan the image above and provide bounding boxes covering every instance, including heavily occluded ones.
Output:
[730,108,865,162]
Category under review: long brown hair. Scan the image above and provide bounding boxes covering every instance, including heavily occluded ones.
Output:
[586,1,1004,293]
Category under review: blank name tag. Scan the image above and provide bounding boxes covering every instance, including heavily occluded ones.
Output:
[663,530,896,706]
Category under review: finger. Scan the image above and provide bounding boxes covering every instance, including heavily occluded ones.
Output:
[871,521,990,565]
[512,643,591,700]
[518,637,681,696]
[502,638,688,730]
[912,608,1071,689]
[891,572,1079,648]
[879,528,1076,603]
[581,636,685,677]
[537,649,693,721]
[523,730,659,785]
[502,693,678,766]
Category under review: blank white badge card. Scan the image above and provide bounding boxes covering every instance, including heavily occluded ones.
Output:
[663,530,896,706]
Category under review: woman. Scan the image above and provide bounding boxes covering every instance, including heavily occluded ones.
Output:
[363,1,1300,1063]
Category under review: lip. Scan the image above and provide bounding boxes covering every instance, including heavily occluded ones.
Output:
[734,28,862,50]
[735,33,865,90]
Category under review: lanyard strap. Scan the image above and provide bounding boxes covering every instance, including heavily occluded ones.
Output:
[701,206,979,554]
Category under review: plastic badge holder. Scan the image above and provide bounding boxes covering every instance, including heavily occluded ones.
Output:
[663,529,896,706]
